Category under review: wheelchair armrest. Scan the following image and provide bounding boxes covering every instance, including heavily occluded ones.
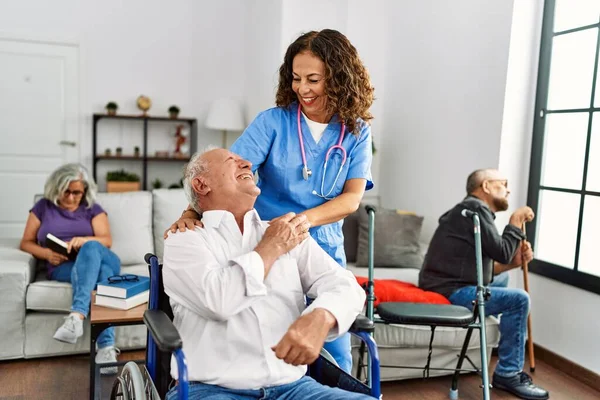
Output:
[143,309,183,353]
[349,314,374,333]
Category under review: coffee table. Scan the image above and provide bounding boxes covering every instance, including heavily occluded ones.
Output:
[89,291,147,400]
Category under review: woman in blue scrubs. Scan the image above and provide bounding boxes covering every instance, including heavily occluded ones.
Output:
[169,29,374,373]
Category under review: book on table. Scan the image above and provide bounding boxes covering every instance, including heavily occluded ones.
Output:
[45,233,78,261]
[95,290,149,310]
[97,275,150,299]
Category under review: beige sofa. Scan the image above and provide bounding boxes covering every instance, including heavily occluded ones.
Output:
[0,189,188,360]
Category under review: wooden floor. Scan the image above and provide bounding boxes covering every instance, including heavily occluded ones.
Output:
[1,351,598,400]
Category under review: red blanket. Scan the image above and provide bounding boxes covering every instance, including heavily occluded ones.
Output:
[355,276,450,307]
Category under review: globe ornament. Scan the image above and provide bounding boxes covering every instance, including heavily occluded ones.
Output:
[137,95,152,116]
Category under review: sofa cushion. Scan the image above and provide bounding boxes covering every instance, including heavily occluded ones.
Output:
[358,315,500,349]
[26,264,149,312]
[356,206,424,269]
[354,277,450,307]
[152,189,189,261]
[97,191,154,266]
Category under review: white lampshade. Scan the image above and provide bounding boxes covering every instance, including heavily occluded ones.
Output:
[205,98,245,131]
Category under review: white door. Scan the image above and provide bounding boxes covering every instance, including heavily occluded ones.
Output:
[0,38,79,238]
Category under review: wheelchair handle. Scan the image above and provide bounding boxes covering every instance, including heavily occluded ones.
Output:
[144,253,157,264]
[350,314,375,333]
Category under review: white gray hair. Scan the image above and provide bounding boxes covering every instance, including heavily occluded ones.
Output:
[183,145,220,213]
[44,163,97,208]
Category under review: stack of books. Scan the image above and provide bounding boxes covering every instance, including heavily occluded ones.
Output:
[95,275,150,310]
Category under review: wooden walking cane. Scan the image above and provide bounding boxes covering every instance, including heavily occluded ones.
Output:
[522,222,536,372]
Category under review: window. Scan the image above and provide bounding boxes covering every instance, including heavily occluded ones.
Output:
[528,0,600,294]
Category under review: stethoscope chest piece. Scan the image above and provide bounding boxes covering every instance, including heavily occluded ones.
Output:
[302,165,312,180]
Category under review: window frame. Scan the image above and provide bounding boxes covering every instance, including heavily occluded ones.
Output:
[528,0,600,295]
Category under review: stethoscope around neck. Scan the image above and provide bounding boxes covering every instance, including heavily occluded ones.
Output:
[297,106,347,200]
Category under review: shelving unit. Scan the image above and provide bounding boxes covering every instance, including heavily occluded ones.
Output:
[92,113,198,190]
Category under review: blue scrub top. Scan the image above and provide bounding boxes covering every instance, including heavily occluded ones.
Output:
[230,103,374,266]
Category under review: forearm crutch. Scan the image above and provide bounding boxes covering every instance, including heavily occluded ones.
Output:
[522,222,536,372]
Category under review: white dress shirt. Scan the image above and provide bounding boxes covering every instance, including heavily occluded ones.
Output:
[163,209,365,389]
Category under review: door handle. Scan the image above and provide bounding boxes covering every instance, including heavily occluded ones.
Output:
[59,140,77,147]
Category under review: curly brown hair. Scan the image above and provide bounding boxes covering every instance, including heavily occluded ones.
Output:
[275,29,374,135]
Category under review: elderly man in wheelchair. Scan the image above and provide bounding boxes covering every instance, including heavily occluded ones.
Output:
[117,148,379,400]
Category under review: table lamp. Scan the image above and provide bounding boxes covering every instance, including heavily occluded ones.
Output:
[205,98,245,148]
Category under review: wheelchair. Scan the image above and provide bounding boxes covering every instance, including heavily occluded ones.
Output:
[110,253,382,400]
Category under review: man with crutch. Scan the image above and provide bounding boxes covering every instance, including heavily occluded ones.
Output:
[418,169,548,400]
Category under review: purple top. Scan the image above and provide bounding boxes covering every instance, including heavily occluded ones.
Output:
[30,198,106,276]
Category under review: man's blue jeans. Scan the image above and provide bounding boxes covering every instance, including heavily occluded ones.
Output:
[448,285,530,377]
[166,375,374,400]
[49,241,121,349]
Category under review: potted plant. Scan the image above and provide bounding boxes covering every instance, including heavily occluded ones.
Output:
[105,102,118,116]
[134,146,140,157]
[168,178,184,189]
[116,147,123,157]
[168,105,180,119]
[152,178,163,189]
[104,148,112,157]
[106,169,141,192]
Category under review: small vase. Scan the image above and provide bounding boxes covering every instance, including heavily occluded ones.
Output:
[116,148,122,157]
[107,108,117,116]
[169,111,179,119]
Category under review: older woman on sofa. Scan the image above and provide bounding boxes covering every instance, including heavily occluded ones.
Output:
[19,163,121,374]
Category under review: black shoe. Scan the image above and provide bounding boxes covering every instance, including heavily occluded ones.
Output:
[492,372,549,400]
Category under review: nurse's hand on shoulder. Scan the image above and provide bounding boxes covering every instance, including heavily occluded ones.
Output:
[163,217,203,239]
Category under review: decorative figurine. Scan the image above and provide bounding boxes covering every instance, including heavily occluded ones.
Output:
[173,124,190,158]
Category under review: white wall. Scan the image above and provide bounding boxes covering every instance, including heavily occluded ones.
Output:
[280,0,348,57]
[0,0,247,189]
[499,0,600,375]
[378,0,515,240]
[243,0,283,125]
[346,0,387,199]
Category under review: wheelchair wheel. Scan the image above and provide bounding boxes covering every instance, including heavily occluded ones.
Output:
[110,361,150,400]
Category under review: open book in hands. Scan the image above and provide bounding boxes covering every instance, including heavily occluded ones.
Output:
[45,233,78,261]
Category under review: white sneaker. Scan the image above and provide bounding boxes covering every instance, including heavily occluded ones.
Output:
[96,346,120,375]
[53,313,84,344]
